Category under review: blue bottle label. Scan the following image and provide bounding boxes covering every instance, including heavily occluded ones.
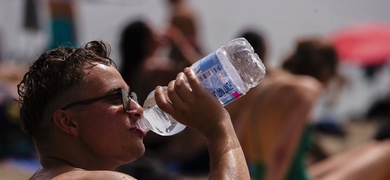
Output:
[191,50,243,105]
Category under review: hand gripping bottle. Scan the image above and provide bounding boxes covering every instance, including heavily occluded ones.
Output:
[136,38,266,136]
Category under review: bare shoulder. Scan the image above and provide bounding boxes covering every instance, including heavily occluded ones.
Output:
[82,170,136,180]
[258,71,323,104]
[277,72,322,96]
[31,168,135,180]
[59,170,135,180]
[294,75,323,94]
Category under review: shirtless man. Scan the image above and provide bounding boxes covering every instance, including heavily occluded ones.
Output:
[17,40,249,179]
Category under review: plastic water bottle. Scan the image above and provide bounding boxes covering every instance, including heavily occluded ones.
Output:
[136,38,266,136]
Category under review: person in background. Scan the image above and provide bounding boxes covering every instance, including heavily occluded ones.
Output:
[48,0,78,49]
[119,19,177,105]
[118,18,197,179]
[308,91,390,180]
[165,0,203,69]
[308,140,390,180]
[17,40,250,179]
[136,1,210,176]
[226,30,339,180]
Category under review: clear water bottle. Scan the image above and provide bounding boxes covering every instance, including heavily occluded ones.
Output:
[136,38,266,136]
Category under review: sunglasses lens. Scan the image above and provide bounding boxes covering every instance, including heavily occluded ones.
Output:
[130,92,139,104]
[121,89,130,111]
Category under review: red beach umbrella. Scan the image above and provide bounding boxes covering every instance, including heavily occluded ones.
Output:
[330,22,390,66]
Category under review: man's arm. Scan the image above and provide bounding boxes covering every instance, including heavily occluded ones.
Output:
[205,118,249,179]
[155,67,250,179]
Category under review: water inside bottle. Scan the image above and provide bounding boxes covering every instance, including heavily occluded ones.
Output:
[138,38,265,136]
[142,88,186,136]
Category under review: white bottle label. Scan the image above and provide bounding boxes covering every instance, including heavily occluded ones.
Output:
[191,50,243,105]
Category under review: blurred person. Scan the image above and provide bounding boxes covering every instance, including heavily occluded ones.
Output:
[16,40,250,179]
[118,3,207,176]
[118,18,208,178]
[117,18,181,179]
[48,0,78,49]
[308,140,390,180]
[118,19,177,105]
[226,30,339,180]
[165,0,204,69]
[307,90,390,180]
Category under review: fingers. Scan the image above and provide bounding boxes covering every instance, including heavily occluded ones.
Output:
[154,86,175,116]
[155,69,192,118]
[183,67,203,95]
[167,78,185,106]
[156,67,206,120]
[173,71,193,101]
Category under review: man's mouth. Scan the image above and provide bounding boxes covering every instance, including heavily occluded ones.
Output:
[132,127,147,138]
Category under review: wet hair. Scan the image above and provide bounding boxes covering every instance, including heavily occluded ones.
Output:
[282,37,339,84]
[17,40,115,139]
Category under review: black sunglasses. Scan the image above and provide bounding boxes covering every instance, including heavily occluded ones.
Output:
[60,89,138,112]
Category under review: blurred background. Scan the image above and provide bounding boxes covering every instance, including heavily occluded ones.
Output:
[0,0,389,179]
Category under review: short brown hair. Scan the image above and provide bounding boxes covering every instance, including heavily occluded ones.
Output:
[17,41,115,139]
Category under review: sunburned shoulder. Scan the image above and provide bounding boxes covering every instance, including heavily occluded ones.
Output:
[262,74,323,103]
[295,75,323,93]
[31,169,136,180]
[274,73,323,95]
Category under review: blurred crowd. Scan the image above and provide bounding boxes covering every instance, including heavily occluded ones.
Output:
[1,0,389,179]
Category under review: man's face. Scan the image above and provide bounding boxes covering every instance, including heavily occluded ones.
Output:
[70,63,145,165]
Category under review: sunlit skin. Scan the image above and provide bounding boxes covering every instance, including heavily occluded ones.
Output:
[156,67,250,180]
[62,64,146,165]
[30,65,250,179]
[309,140,390,180]
[31,64,144,179]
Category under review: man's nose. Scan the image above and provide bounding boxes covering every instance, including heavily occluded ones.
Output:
[128,98,143,119]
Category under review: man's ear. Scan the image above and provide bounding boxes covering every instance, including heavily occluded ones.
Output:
[52,110,79,136]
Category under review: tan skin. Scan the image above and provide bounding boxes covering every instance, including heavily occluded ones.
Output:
[226,68,323,180]
[157,67,250,179]
[30,64,249,179]
[309,140,390,180]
